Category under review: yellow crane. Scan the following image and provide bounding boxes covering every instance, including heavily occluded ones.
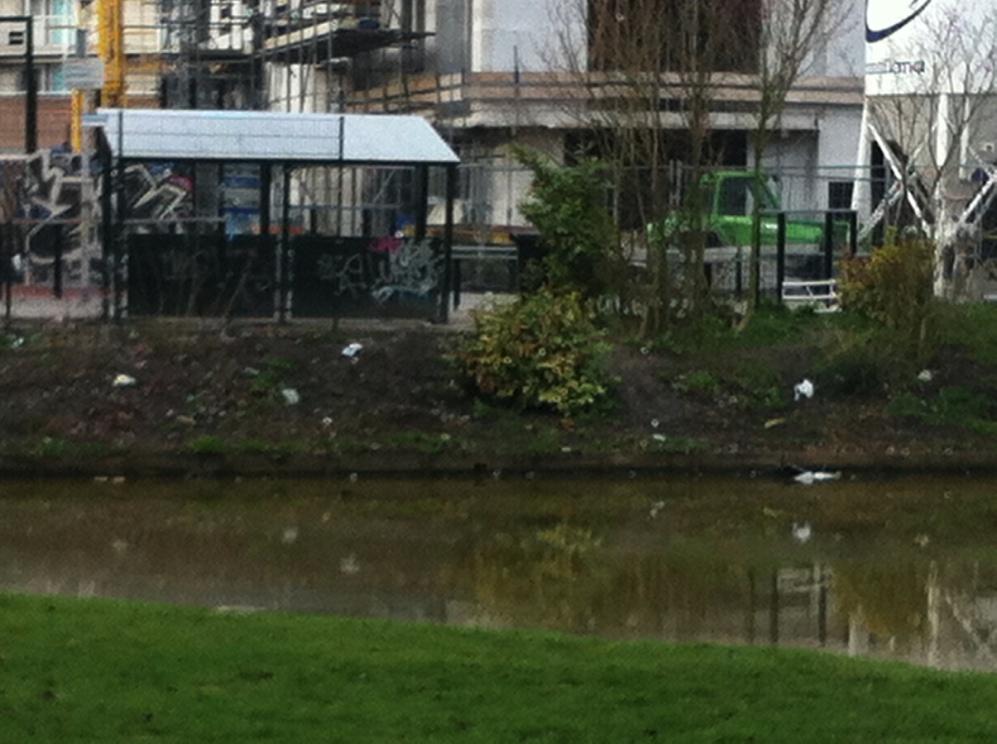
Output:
[97,0,126,107]
[71,0,125,151]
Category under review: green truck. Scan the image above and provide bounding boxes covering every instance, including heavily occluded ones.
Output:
[652,170,839,250]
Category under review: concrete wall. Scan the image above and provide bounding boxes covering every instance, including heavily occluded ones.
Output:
[427,0,470,74]
[758,131,820,213]
[472,0,566,72]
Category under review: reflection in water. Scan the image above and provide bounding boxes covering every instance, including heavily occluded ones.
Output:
[0,476,994,672]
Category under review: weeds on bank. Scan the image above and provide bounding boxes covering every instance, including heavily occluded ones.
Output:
[385,431,459,455]
[27,437,115,460]
[889,387,997,436]
[645,435,705,455]
[184,435,313,458]
[249,356,298,396]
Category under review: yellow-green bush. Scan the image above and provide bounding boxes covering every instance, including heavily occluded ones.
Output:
[840,236,934,331]
[456,290,610,416]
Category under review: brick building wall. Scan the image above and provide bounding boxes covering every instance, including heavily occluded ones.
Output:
[0,95,160,153]
[0,96,72,152]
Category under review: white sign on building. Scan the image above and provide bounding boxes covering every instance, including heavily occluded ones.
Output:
[60,58,105,91]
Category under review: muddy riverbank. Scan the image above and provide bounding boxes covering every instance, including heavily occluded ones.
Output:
[0,318,993,477]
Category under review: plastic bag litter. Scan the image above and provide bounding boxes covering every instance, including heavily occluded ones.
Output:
[281,388,300,406]
[792,522,813,544]
[793,378,814,401]
[341,343,364,358]
[112,374,136,388]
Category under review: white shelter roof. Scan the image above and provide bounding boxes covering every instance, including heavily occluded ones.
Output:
[95,108,459,165]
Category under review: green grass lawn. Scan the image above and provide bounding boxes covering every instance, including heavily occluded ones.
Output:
[1,594,995,743]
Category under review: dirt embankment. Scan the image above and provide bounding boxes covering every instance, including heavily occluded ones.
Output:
[0,320,989,477]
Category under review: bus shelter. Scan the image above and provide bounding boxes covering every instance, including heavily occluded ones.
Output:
[95,108,460,322]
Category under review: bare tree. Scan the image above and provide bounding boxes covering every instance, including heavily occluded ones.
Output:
[546,0,750,332]
[864,2,997,299]
[746,0,851,315]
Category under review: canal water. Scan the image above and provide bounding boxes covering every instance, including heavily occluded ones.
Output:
[0,475,994,672]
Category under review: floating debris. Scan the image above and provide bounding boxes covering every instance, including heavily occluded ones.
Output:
[914,534,931,548]
[917,369,934,383]
[649,500,666,519]
[281,527,299,545]
[793,470,841,485]
[112,374,136,388]
[764,418,786,430]
[280,388,300,406]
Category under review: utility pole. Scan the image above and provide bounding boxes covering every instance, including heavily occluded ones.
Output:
[0,16,37,153]
[25,16,35,153]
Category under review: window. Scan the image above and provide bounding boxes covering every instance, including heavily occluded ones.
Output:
[828,182,854,211]
[29,0,74,47]
[16,65,69,93]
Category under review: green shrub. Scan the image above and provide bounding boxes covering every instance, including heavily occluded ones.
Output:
[516,150,620,297]
[839,234,935,357]
[456,290,611,416]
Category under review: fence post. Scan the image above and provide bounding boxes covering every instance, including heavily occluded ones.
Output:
[53,223,63,299]
[441,164,456,323]
[823,211,835,280]
[776,212,786,306]
[114,158,126,322]
[848,210,858,258]
[279,164,291,323]
[3,222,12,325]
[100,139,112,321]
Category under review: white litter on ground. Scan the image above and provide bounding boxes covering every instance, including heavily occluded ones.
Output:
[341,343,364,358]
[793,379,815,401]
[792,522,813,543]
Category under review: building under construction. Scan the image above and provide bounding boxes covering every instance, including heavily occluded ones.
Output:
[2,0,871,232]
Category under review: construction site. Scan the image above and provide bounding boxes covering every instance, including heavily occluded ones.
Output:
[1,0,996,320]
